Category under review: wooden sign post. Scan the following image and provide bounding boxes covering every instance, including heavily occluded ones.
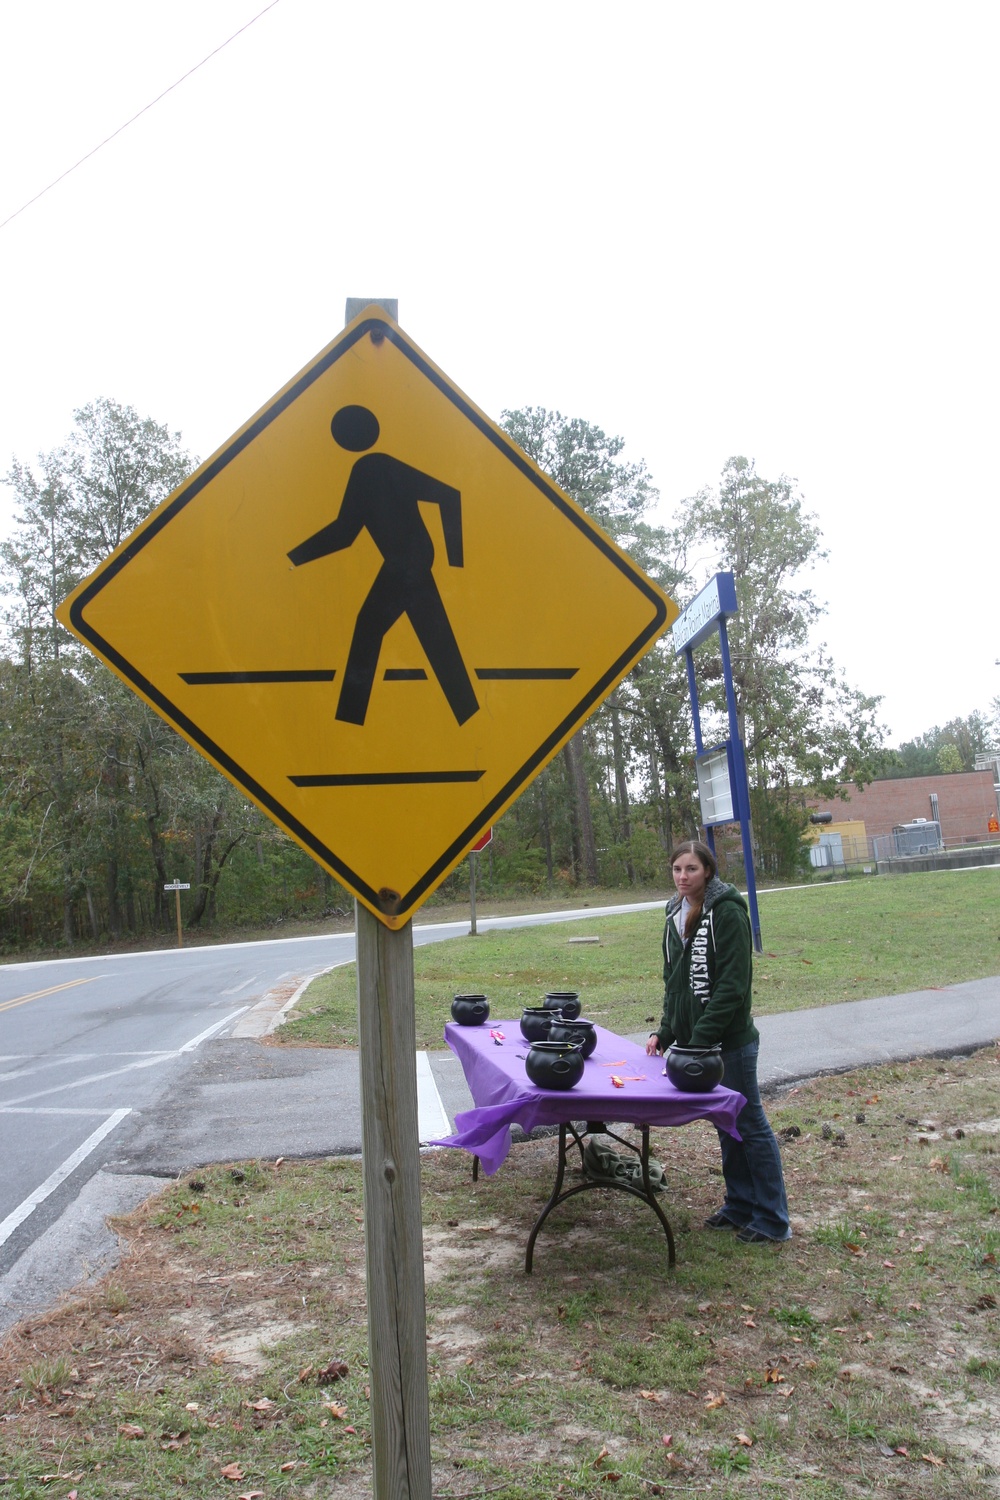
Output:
[345,299,430,1499]
[163,880,190,948]
[355,903,431,1498]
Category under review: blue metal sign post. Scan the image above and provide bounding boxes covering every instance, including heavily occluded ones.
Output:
[673,572,762,953]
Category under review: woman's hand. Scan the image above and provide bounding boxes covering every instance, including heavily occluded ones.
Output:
[646,1034,662,1057]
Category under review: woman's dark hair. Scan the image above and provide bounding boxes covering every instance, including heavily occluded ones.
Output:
[669,841,717,941]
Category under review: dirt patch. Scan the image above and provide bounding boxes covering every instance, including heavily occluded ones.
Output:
[169,1302,313,1376]
[422,1220,522,1284]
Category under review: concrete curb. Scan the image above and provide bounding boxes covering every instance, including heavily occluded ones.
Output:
[0,1171,166,1338]
[230,966,344,1038]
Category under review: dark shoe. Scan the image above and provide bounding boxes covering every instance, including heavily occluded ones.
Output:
[704,1211,740,1230]
[737,1226,789,1244]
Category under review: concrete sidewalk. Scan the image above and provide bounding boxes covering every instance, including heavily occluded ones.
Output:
[753,974,1000,1088]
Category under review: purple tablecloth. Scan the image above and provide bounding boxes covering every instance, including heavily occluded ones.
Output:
[431,1021,746,1175]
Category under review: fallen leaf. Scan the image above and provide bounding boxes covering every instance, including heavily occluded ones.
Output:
[697,1301,712,1313]
[184,1402,199,1412]
[593,1445,610,1467]
[735,1432,753,1446]
[237,1493,265,1499]
[640,1390,664,1403]
[844,1242,864,1255]
[246,1398,275,1411]
[894,1445,909,1457]
[741,1304,755,1312]
[704,1390,727,1408]
[298,1366,314,1382]
[743,1317,756,1327]
[661,1433,672,1447]
[279,1461,298,1472]
[316,1359,350,1383]
[922,1453,944,1466]
[601,1475,621,1484]
[763,1369,785,1384]
[324,1403,348,1419]
[220,1463,245,1481]
[882,1260,896,1268]
[117,1423,145,1439]
[344,1425,356,1434]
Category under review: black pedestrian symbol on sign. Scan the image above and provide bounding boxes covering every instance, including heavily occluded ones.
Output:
[288,405,479,728]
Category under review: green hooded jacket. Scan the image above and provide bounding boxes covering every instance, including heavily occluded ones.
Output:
[653,877,759,1053]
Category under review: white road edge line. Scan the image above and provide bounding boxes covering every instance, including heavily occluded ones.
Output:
[0,1107,118,1116]
[0,1108,131,1249]
[179,1007,249,1051]
[220,976,259,996]
[415,1052,451,1143]
[1,1010,251,1107]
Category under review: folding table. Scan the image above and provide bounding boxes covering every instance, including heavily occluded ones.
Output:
[432,1020,745,1271]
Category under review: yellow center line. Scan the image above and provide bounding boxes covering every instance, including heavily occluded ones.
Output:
[0,976,100,1014]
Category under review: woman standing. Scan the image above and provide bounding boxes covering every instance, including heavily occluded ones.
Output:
[646,840,791,1243]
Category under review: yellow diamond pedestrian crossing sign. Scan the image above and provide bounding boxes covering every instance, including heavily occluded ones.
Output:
[57,308,677,927]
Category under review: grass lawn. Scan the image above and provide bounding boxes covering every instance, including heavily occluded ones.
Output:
[277,868,1000,1050]
[3,1047,1000,1497]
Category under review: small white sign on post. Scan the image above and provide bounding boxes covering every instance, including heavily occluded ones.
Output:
[695,747,735,826]
[163,882,191,947]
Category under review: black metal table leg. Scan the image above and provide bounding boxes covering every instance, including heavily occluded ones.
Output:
[524,1123,571,1273]
[523,1121,675,1273]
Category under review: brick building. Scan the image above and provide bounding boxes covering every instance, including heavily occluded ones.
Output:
[810,770,1000,849]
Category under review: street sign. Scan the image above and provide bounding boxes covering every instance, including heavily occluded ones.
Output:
[671,570,738,655]
[58,307,677,928]
[163,882,191,891]
[471,828,493,853]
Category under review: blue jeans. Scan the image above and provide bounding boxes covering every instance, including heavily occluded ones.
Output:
[715,1040,791,1241]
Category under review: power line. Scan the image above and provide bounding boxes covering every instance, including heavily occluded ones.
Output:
[0,0,283,234]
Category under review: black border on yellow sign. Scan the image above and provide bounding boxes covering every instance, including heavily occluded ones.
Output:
[68,316,668,917]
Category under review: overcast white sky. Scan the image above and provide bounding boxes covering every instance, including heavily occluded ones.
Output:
[1,1,997,745]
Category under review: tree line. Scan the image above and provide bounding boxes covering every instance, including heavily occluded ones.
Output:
[0,399,891,950]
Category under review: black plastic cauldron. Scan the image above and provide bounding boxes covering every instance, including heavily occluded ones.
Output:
[520,1006,556,1043]
[547,1017,598,1059]
[663,1044,725,1092]
[525,1039,585,1091]
[450,993,490,1025]
[542,990,582,1021]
